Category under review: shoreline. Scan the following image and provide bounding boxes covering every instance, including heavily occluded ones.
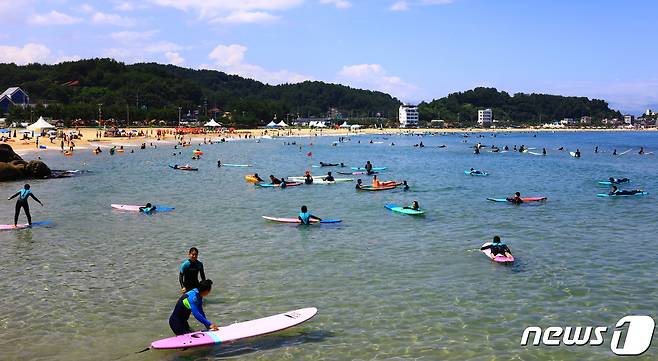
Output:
[6,126,656,156]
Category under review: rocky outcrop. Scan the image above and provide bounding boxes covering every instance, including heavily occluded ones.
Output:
[0,144,52,181]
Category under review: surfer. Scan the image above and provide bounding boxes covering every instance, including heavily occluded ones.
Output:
[403,201,420,211]
[355,179,363,189]
[609,186,644,196]
[217,160,221,167]
[639,147,644,155]
[323,172,335,182]
[506,192,523,204]
[402,180,409,191]
[169,279,218,335]
[608,177,629,184]
[179,247,206,293]
[304,174,314,184]
[372,175,381,187]
[319,162,338,167]
[613,149,617,155]
[480,236,512,257]
[252,173,264,182]
[298,205,321,225]
[269,175,282,185]
[8,184,43,227]
[139,203,157,213]
[575,149,581,158]
[542,148,547,155]
[469,168,483,175]
[364,161,373,173]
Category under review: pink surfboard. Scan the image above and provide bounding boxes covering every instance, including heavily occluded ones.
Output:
[151,307,318,350]
[111,204,142,211]
[0,221,51,230]
[481,242,515,263]
[262,216,341,224]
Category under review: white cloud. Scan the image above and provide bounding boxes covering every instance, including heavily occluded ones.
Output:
[110,30,158,43]
[28,10,82,25]
[207,44,312,84]
[165,51,185,65]
[79,4,95,13]
[320,0,352,9]
[211,11,279,24]
[0,0,32,23]
[389,0,452,11]
[0,43,51,64]
[389,1,408,11]
[144,0,303,22]
[92,11,135,26]
[144,41,182,53]
[336,64,417,99]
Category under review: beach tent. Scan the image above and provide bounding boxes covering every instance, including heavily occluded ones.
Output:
[0,129,10,133]
[27,117,55,131]
[277,121,288,127]
[266,121,278,128]
[350,124,361,130]
[204,119,222,127]
[339,121,350,128]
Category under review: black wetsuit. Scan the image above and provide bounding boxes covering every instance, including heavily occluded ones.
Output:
[10,189,41,226]
[179,259,206,291]
[169,289,212,335]
[480,243,511,256]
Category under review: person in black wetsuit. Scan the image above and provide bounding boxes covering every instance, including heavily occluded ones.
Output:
[8,184,43,227]
[507,192,523,204]
[480,236,512,257]
[575,149,581,158]
[269,175,282,185]
[609,186,644,196]
[403,201,420,210]
[364,161,373,173]
[304,174,314,184]
[179,247,206,293]
[608,177,629,184]
[402,180,409,190]
[252,173,264,182]
[169,279,218,335]
[323,172,334,182]
[355,179,363,189]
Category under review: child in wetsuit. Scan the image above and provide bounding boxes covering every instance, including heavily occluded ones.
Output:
[480,236,512,257]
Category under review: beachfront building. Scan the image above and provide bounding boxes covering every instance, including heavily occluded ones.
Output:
[477,108,493,126]
[560,118,576,126]
[0,87,30,114]
[624,115,634,125]
[580,116,592,124]
[399,105,418,128]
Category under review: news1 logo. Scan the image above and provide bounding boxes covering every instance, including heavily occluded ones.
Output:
[521,315,655,355]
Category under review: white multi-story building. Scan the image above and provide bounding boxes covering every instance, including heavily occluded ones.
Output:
[624,115,634,125]
[399,105,418,128]
[477,109,493,126]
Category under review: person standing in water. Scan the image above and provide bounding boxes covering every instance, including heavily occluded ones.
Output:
[8,184,43,227]
[179,247,206,293]
[168,279,218,335]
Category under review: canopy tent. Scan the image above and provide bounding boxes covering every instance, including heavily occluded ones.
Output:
[339,121,350,128]
[277,121,288,127]
[27,117,55,130]
[350,124,362,130]
[0,129,10,133]
[203,119,222,127]
[19,130,32,134]
[266,121,278,128]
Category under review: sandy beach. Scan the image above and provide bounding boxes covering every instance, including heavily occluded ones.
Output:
[6,126,656,155]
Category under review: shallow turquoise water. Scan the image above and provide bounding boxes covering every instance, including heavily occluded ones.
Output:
[0,131,656,360]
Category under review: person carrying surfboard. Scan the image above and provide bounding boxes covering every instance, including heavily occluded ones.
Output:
[298,205,321,225]
[8,184,43,227]
[179,247,206,293]
[480,236,512,258]
[506,192,523,204]
[169,279,218,335]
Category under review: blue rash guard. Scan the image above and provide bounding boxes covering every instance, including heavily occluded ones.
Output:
[169,288,213,335]
[298,212,311,225]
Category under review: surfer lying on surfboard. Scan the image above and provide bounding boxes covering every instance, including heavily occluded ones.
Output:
[8,184,43,227]
[609,186,645,196]
[169,279,218,335]
[480,236,512,258]
[507,192,523,204]
[299,206,322,225]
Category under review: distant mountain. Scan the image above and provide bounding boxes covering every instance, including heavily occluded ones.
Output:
[419,87,622,125]
[0,58,401,126]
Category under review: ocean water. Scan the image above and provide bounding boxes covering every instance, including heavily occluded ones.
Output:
[0,131,656,361]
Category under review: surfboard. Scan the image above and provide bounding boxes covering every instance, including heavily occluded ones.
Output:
[569,152,580,157]
[618,149,633,156]
[262,216,341,224]
[357,185,398,191]
[384,204,424,215]
[288,177,352,183]
[597,179,630,185]
[110,204,175,212]
[481,242,514,263]
[338,171,377,175]
[596,192,648,197]
[151,307,318,350]
[528,152,543,156]
[255,182,303,187]
[169,164,198,171]
[351,167,387,171]
[487,197,547,203]
[0,221,52,230]
[464,170,488,176]
[221,164,251,167]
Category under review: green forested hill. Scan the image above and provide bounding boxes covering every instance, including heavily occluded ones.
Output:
[418,87,622,125]
[0,58,400,126]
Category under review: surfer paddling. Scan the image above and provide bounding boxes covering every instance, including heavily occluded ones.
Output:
[8,184,43,227]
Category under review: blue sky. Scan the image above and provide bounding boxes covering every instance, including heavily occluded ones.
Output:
[1,0,657,114]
